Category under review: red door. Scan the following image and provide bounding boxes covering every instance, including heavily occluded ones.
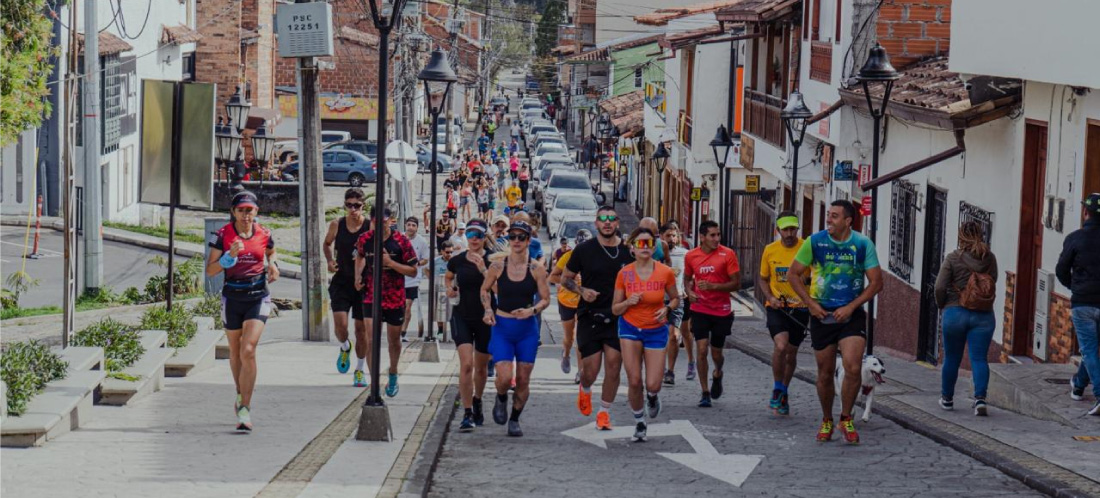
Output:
[1014,121,1048,358]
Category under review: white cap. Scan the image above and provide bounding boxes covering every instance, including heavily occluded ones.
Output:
[456,222,467,229]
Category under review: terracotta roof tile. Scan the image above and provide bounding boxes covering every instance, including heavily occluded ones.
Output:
[336,26,379,48]
[659,25,725,50]
[551,44,578,55]
[598,90,645,135]
[76,32,133,56]
[160,24,203,45]
[635,0,747,26]
[716,0,800,23]
[565,47,609,63]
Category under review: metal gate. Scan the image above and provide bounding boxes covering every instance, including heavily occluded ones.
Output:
[917,187,947,364]
[724,189,775,291]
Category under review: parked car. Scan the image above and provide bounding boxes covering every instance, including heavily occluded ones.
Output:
[532,162,575,210]
[326,140,378,158]
[272,130,351,163]
[528,124,559,140]
[531,141,569,167]
[281,149,377,186]
[520,100,542,111]
[533,133,566,150]
[490,96,508,108]
[540,170,593,217]
[552,215,596,245]
[416,144,454,172]
[533,154,574,174]
[546,193,600,236]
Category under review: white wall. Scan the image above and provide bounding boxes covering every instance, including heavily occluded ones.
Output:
[0,131,39,216]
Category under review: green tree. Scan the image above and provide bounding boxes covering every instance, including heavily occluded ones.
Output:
[1,0,57,146]
[534,0,563,59]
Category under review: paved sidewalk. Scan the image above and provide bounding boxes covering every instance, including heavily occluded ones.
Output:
[1,310,456,498]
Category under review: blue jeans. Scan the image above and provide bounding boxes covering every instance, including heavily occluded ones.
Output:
[1071,306,1100,398]
[941,306,996,399]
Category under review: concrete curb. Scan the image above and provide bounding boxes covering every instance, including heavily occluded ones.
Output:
[399,384,460,498]
[726,329,1100,498]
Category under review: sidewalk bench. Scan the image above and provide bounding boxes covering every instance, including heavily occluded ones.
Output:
[1,364,106,447]
[55,346,104,372]
[100,331,174,406]
[165,329,221,377]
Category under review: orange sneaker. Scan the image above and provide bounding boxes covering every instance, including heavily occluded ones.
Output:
[596,411,612,431]
[816,418,834,442]
[577,387,592,416]
[839,415,860,445]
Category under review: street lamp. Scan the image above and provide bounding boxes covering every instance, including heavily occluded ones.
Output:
[709,124,733,243]
[653,142,669,223]
[359,0,411,442]
[418,48,457,345]
[781,90,813,213]
[225,86,251,133]
[251,120,276,188]
[597,112,612,203]
[855,42,899,355]
[214,117,241,186]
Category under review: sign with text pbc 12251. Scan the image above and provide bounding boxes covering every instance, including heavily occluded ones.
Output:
[277,2,334,58]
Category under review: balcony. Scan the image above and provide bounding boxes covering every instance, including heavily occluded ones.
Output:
[678,110,693,147]
[743,89,786,148]
[810,42,832,83]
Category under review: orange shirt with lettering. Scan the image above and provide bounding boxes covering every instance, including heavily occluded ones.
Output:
[615,262,677,329]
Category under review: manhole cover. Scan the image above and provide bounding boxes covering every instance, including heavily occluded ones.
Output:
[1044,378,1071,385]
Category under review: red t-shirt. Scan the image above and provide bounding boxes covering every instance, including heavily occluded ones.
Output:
[683,245,740,316]
[356,229,418,310]
[210,222,274,281]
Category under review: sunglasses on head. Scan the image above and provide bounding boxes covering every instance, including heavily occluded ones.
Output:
[465,231,485,240]
[345,202,363,209]
[507,233,530,241]
[632,238,654,249]
[597,214,617,222]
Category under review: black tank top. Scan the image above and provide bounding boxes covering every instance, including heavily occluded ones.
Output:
[496,259,538,312]
[335,217,368,285]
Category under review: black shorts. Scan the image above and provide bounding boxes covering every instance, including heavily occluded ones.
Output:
[329,281,364,320]
[222,296,272,330]
[364,304,406,327]
[691,311,733,349]
[766,307,809,347]
[810,307,867,351]
[479,203,490,213]
[576,309,620,358]
[452,316,492,354]
[558,303,577,321]
[405,287,419,301]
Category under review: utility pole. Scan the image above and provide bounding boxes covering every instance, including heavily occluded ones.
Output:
[83,0,103,293]
[444,0,460,155]
[297,0,330,341]
[62,0,80,346]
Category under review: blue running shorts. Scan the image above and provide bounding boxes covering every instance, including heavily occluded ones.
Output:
[618,317,669,350]
[489,315,540,364]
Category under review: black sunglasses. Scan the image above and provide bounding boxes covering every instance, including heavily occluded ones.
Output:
[345,203,363,209]
[507,233,530,241]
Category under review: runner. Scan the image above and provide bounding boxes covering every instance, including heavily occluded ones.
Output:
[562,206,634,430]
[612,227,680,442]
[550,229,592,383]
[323,188,370,387]
[205,191,279,432]
[662,223,695,385]
[429,240,455,342]
[435,209,455,249]
[788,200,884,444]
[488,215,510,253]
[447,219,495,431]
[638,217,671,265]
[504,180,523,215]
[449,222,469,251]
[355,207,420,398]
[683,220,740,408]
[401,217,429,342]
[481,221,551,437]
[477,179,492,218]
[757,211,809,415]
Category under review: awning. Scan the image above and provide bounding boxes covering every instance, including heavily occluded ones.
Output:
[76,32,133,56]
[565,47,610,64]
[634,0,748,26]
[598,90,645,135]
[659,25,726,51]
[160,24,203,46]
[715,0,800,23]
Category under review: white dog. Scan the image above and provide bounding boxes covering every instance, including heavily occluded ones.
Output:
[834,355,886,422]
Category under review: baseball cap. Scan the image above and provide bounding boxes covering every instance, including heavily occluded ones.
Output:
[492,215,510,227]
[369,206,393,218]
[776,214,800,230]
[1084,192,1100,215]
[231,191,259,209]
[456,222,467,230]
[508,221,532,235]
[466,219,488,233]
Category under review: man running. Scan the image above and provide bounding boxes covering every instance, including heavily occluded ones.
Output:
[550,229,592,383]
[505,180,523,215]
[355,207,420,397]
[662,223,695,385]
[758,211,809,415]
[324,188,370,387]
[683,220,740,408]
[403,217,429,342]
[789,200,883,444]
[429,240,455,341]
[563,207,634,430]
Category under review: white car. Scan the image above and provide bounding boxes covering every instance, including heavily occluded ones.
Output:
[531,141,569,167]
[532,161,576,210]
[541,170,593,217]
[552,215,596,244]
[547,193,600,236]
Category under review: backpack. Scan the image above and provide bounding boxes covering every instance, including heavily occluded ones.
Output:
[958,270,996,311]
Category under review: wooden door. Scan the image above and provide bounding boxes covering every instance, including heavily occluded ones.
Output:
[1085,120,1100,218]
[1014,121,1048,357]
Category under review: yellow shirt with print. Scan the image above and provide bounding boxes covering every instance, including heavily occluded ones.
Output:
[759,238,807,308]
[505,186,522,207]
[555,251,581,308]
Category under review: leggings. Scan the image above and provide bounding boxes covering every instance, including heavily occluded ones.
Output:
[940,306,995,399]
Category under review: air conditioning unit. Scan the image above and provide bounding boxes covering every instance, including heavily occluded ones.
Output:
[1033,269,1054,361]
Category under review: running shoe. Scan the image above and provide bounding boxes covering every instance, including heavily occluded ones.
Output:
[1089,400,1100,417]
[493,395,508,425]
[646,395,662,419]
[236,406,252,434]
[1071,376,1085,401]
[663,370,675,386]
[577,387,592,416]
[234,394,242,414]
[769,389,782,411]
[777,392,790,416]
[385,373,399,397]
[686,362,697,381]
[816,418,834,442]
[839,416,859,445]
[698,394,712,408]
[710,373,724,399]
[507,419,523,437]
[973,399,988,417]
[633,421,647,442]
[561,354,571,374]
[401,333,409,343]
[596,411,612,431]
[353,369,367,388]
[337,345,351,374]
[574,371,581,385]
[939,397,954,411]
[459,413,475,432]
[472,398,485,426]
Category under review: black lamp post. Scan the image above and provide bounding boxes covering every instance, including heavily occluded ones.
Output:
[856,42,899,355]
[653,142,669,223]
[226,86,251,133]
[418,48,457,344]
[215,117,240,186]
[781,90,813,214]
[709,124,733,242]
[597,112,612,203]
[251,120,276,188]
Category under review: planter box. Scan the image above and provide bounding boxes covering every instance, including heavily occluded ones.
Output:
[1,347,106,448]
[100,331,174,406]
[56,346,105,372]
[216,333,230,360]
[165,329,221,377]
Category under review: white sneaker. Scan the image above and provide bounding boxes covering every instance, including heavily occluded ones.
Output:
[236,406,252,433]
[1089,400,1100,417]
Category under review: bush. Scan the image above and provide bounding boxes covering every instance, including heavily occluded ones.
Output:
[120,287,145,305]
[144,256,203,302]
[190,294,222,323]
[1,341,68,416]
[140,305,198,349]
[72,318,146,372]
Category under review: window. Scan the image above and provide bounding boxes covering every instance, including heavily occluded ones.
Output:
[549,175,590,189]
[555,195,597,210]
[182,52,196,82]
[959,201,994,244]
[101,53,123,154]
[634,67,643,89]
[889,180,918,282]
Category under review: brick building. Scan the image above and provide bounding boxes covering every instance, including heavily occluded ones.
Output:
[194,0,276,111]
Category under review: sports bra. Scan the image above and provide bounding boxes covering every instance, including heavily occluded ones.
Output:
[496,260,538,312]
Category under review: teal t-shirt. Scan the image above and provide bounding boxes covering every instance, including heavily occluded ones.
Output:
[793,230,879,310]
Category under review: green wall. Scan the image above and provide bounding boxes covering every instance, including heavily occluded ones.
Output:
[610,42,663,97]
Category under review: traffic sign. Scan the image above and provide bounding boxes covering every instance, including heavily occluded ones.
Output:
[861,195,873,216]
[385,140,418,182]
[690,188,702,201]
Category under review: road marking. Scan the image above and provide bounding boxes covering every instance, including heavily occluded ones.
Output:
[0,239,63,256]
[561,419,764,487]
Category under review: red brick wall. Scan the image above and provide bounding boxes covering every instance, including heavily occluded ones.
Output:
[875,273,921,360]
[875,0,951,69]
[1001,270,1016,362]
[1048,292,1077,363]
[274,0,383,96]
[196,0,243,106]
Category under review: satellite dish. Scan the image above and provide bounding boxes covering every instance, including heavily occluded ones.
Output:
[385,140,418,182]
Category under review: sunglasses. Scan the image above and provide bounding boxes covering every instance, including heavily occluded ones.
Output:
[465,231,485,240]
[507,233,530,241]
[597,215,618,222]
[345,203,363,209]
[632,239,655,249]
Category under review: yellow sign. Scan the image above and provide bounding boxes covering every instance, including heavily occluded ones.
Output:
[690,188,702,201]
[746,175,760,193]
[619,146,633,156]
[278,94,394,120]
[740,134,755,170]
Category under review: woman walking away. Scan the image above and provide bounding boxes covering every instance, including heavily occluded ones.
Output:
[481,221,551,437]
[205,191,279,433]
[447,220,496,431]
[611,228,680,442]
[935,221,998,416]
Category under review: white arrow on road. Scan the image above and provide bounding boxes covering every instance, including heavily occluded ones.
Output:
[561,419,764,487]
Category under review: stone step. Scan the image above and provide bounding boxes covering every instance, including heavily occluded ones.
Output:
[987,362,1079,427]
[55,346,105,372]
[99,331,174,407]
[165,329,221,377]
[193,316,216,331]
[1,370,104,448]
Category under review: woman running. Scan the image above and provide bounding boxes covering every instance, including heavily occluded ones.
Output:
[446,220,495,431]
[611,227,680,442]
[481,221,550,437]
[205,191,279,433]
